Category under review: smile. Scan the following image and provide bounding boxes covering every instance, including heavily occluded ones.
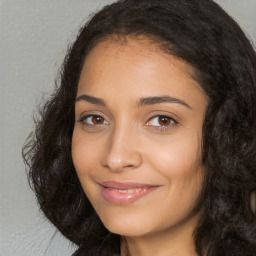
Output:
[99,181,159,204]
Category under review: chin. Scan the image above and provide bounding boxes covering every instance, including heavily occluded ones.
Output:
[105,222,151,237]
[98,209,157,237]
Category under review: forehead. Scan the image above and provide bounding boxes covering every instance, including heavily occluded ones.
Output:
[82,35,197,80]
[77,36,207,107]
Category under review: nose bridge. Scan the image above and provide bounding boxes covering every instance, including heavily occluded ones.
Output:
[104,120,142,172]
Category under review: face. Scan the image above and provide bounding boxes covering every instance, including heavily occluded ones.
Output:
[72,37,207,238]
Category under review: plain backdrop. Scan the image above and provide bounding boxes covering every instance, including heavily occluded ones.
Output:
[1,0,255,255]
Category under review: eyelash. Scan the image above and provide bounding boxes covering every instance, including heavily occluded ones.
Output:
[78,114,178,131]
[79,115,109,128]
[145,115,178,131]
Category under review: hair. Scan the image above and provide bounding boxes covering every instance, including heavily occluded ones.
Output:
[22,0,256,255]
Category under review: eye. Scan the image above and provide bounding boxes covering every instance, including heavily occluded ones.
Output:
[79,115,109,126]
[146,115,177,128]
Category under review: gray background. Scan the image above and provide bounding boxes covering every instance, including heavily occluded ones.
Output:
[1,0,255,255]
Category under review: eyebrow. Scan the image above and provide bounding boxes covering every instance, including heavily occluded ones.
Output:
[75,94,191,109]
[75,94,106,106]
[138,96,192,109]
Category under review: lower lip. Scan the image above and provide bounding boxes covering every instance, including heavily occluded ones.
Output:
[100,185,158,204]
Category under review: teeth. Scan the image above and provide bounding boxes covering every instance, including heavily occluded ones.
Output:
[107,187,148,193]
[116,188,147,193]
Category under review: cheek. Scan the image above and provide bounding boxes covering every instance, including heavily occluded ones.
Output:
[71,129,100,177]
[71,130,104,207]
[148,134,202,174]
[149,144,203,224]
[146,133,203,200]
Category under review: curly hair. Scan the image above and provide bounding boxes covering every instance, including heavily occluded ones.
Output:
[22,0,256,255]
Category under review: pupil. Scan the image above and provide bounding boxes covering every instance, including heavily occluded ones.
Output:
[93,116,103,124]
[159,116,170,126]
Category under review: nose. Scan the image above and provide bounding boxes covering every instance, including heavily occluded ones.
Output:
[102,125,143,172]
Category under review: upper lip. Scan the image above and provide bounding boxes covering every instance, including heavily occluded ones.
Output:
[99,181,158,190]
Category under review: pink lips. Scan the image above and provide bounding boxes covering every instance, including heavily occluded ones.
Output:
[99,181,159,204]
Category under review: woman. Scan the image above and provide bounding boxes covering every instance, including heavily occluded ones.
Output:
[23,0,256,255]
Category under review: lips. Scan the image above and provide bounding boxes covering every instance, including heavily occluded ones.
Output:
[99,181,159,204]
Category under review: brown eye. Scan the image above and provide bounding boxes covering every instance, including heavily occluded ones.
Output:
[81,115,108,126]
[158,116,171,126]
[91,115,105,124]
[146,115,177,128]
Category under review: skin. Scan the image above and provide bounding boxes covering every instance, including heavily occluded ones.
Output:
[72,36,208,256]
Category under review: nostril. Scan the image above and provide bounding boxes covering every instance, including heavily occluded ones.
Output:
[126,165,134,168]
[103,133,143,172]
[104,156,142,173]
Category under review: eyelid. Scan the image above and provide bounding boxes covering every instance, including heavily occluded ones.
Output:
[144,109,179,123]
[76,111,180,133]
[80,114,109,124]
[147,115,178,126]
[77,110,108,121]
[144,112,180,133]
[80,113,108,121]
[146,115,178,126]
[77,112,110,131]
